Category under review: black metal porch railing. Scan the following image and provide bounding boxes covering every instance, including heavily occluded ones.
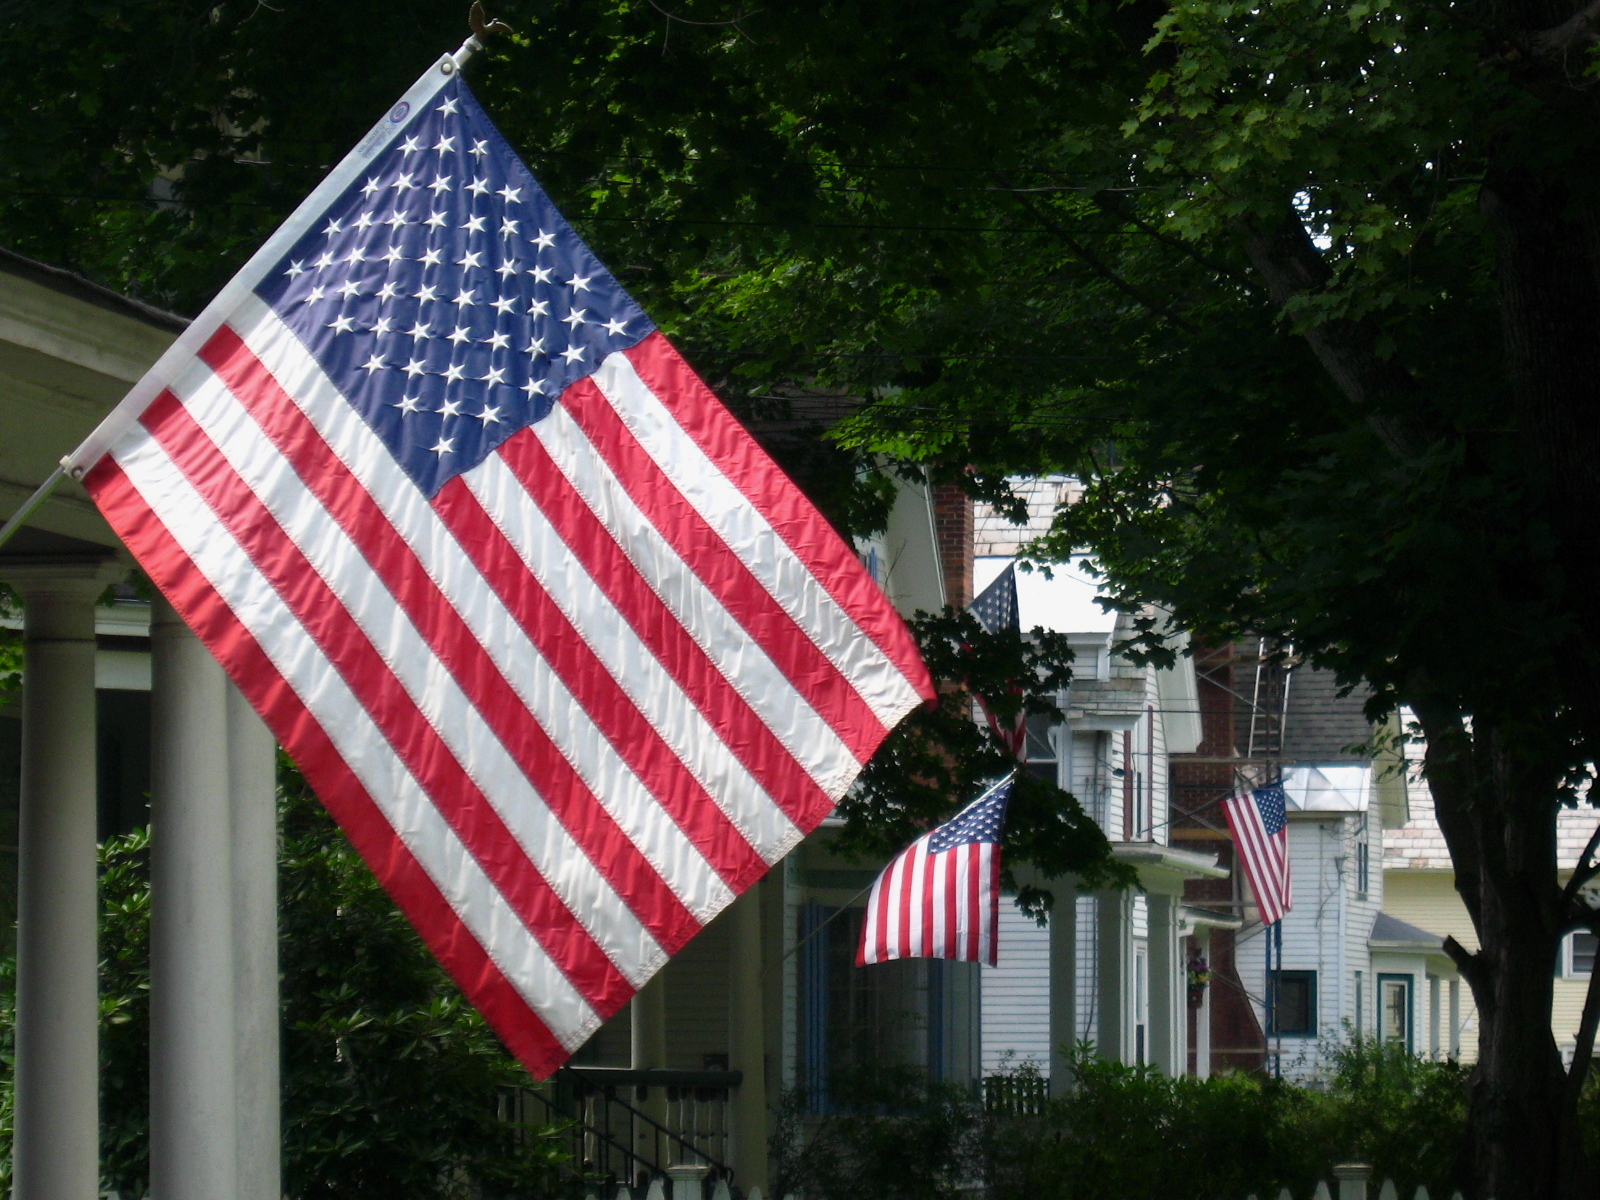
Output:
[503,1067,741,1192]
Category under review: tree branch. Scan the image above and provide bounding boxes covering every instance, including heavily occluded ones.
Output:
[1443,933,1486,988]
[1011,193,1198,332]
[1409,696,1486,932]
[1090,191,1264,295]
[1242,210,1424,459]
[1529,0,1600,60]
[1567,930,1600,1104]
[1561,823,1600,917]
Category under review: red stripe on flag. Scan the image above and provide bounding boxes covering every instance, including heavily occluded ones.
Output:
[561,376,889,762]
[137,389,635,1017]
[624,333,934,707]
[871,854,898,963]
[897,841,918,958]
[200,327,703,952]
[432,477,771,894]
[85,457,573,1077]
[493,425,836,829]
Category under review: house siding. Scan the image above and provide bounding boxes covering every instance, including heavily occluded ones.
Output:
[1382,872,1480,1061]
[981,903,1051,1072]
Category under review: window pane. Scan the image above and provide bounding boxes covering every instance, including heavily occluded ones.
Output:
[1024,713,1055,762]
[1382,979,1409,1045]
[1575,932,1598,975]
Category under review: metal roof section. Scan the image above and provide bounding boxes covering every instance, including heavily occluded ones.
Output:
[974,553,1117,638]
[1369,911,1446,952]
[1282,763,1372,813]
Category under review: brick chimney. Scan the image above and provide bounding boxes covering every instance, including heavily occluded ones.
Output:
[931,484,974,608]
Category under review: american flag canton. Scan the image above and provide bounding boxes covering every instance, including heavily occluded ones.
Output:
[1254,784,1288,836]
[929,781,1012,853]
[971,563,1019,635]
[255,77,653,498]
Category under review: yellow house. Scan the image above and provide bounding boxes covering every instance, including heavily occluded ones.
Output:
[1382,752,1599,1064]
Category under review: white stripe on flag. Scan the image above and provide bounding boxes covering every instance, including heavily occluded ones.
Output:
[109,429,603,1049]
[590,353,926,727]
[160,356,667,986]
[528,398,859,797]
[231,301,747,918]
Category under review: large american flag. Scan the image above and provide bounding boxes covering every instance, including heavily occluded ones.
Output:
[1222,784,1292,927]
[69,58,933,1076]
[857,777,1011,967]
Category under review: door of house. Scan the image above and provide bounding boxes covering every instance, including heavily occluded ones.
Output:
[1135,946,1149,1065]
[1378,974,1413,1052]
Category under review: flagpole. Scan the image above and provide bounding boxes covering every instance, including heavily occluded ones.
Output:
[0,464,66,555]
[0,13,514,557]
[56,39,491,488]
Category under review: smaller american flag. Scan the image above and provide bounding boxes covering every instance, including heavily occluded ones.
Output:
[1223,783,1292,926]
[970,564,1026,759]
[857,777,1012,967]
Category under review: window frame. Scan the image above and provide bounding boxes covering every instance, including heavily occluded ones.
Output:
[1377,972,1414,1053]
[1561,929,1599,978]
[1266,969,1319,1038]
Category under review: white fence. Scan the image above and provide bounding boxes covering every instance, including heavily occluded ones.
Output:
[1250,1166,1465,1200]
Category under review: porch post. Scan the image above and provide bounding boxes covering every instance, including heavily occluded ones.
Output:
[5,560,116,1200]
[228,684,280,1200]
[1147,892,1183,1076]
[1195,929,1213,1079]
[727,883,769,1191]
[1096,888,1133,1064]
[632,968,669,1168]
[1048,884,1077,1096]
[149,597,237,1200]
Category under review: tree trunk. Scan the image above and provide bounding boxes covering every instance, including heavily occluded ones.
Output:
[1413,703,1587,1199]
[1246,137,1600,1192]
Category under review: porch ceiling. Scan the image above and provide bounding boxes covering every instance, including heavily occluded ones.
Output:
[0,249,183,558]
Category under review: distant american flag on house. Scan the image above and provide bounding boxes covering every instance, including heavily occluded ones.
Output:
[858,776,1012,967]
[970,563,1026,760]
[1223,784,1292,926]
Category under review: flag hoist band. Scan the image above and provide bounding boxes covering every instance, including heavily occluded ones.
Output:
[68,43,934,1076]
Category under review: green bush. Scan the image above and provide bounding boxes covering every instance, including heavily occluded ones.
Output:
[771,1066,985,1200]
[983,1043,1467,1200]
[777,1040,1472,1200]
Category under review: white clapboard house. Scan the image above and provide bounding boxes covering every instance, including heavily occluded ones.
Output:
[968,480,1233,1084]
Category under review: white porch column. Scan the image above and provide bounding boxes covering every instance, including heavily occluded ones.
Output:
[1096,888,1134,1064]
[632,967,669,1165]
[1047,885,1077,1096]
[228,685,279,1200]
[1448,979,1461,1059]
[727,884,768,1192]
[1146,892,1183,1076]
[6,561,116,1200]
[1195,929,1213,1079]
[150,598,237,1200]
